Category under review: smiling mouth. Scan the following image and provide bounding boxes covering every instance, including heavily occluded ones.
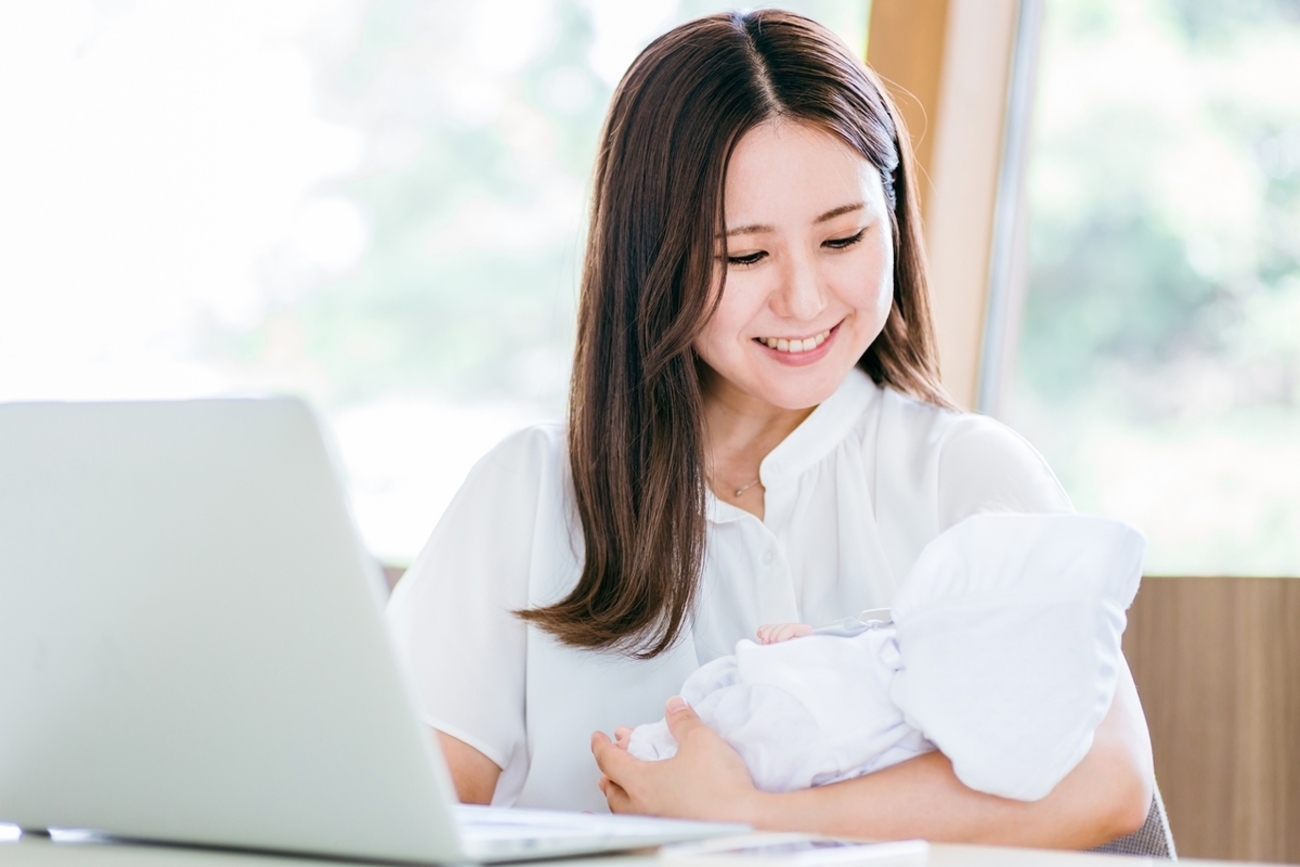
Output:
[754,327,833,354]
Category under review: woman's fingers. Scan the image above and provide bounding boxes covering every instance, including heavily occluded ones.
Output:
[592,732,645,813]
[606,781,633,813]
[598,773,633,813]
[591,731,637,780]
[663,695,705,743]
[590,698,761,823]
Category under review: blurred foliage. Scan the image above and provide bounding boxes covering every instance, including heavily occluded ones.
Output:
[1021,0,1300,418]
[266,0,598,408]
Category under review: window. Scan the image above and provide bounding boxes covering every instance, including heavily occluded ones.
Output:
[1009,0,1300,575]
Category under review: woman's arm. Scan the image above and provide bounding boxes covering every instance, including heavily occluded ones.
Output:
[387,429,556,810]
[436,729,501,805]
[593,657,1154,849]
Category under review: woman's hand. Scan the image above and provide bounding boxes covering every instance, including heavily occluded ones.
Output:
[591,697,760,822]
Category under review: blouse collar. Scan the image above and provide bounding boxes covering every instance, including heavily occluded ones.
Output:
[705,368,879,524]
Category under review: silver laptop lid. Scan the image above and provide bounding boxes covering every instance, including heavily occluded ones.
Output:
[0,398,463,863]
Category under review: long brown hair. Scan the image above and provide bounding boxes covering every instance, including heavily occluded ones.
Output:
[518,10,952,658]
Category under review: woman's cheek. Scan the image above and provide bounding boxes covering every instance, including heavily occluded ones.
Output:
[852,246,893,325]
[714,272,764,339]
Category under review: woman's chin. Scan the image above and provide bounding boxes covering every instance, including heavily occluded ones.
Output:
[740,368,852,412]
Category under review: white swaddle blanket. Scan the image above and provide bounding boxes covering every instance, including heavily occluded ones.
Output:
[627,513,1145,800]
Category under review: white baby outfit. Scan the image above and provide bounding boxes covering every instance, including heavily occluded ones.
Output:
[627,513,1144,801]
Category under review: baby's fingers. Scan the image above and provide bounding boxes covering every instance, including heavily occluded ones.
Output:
[756,622,812,644]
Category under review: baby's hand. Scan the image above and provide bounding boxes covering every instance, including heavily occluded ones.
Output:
[756,622,813,644]
[613,726,633,750]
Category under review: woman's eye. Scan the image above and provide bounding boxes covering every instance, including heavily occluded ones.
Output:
[823,229,866,250]
[727,251,767,267]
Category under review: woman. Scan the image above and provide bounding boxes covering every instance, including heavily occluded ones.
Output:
[386,9,1154,848]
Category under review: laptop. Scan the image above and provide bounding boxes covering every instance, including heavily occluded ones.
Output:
[0,397,748,863]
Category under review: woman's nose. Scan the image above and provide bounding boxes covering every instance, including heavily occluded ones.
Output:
[773,252,828,321]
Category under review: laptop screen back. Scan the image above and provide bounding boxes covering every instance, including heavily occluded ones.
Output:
[0,398,461,862]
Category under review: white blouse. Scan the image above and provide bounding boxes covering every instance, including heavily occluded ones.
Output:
[385,368,1073,811]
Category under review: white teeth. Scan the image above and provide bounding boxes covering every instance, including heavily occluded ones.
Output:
[759,329,832,353]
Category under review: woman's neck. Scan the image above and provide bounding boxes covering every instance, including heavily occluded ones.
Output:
[700,370,816,520]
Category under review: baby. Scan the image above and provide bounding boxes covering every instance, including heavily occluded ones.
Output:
[626,513,1144,801]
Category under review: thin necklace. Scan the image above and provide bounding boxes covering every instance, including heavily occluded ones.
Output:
[708,472,762,498]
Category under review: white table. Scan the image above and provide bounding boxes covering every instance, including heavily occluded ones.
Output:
[0,834,1256,867]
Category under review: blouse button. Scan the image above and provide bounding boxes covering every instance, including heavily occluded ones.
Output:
[761,549,775,566]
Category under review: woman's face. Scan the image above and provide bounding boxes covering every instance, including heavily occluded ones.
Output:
[694,120,894,412]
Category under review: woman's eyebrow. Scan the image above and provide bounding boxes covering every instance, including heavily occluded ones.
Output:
[723,223,774,238]
[721,202,866,237]
[815,202,864,223]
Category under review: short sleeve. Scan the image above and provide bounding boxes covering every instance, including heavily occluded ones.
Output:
[385,426,556,774]
[936,415,1074,531]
